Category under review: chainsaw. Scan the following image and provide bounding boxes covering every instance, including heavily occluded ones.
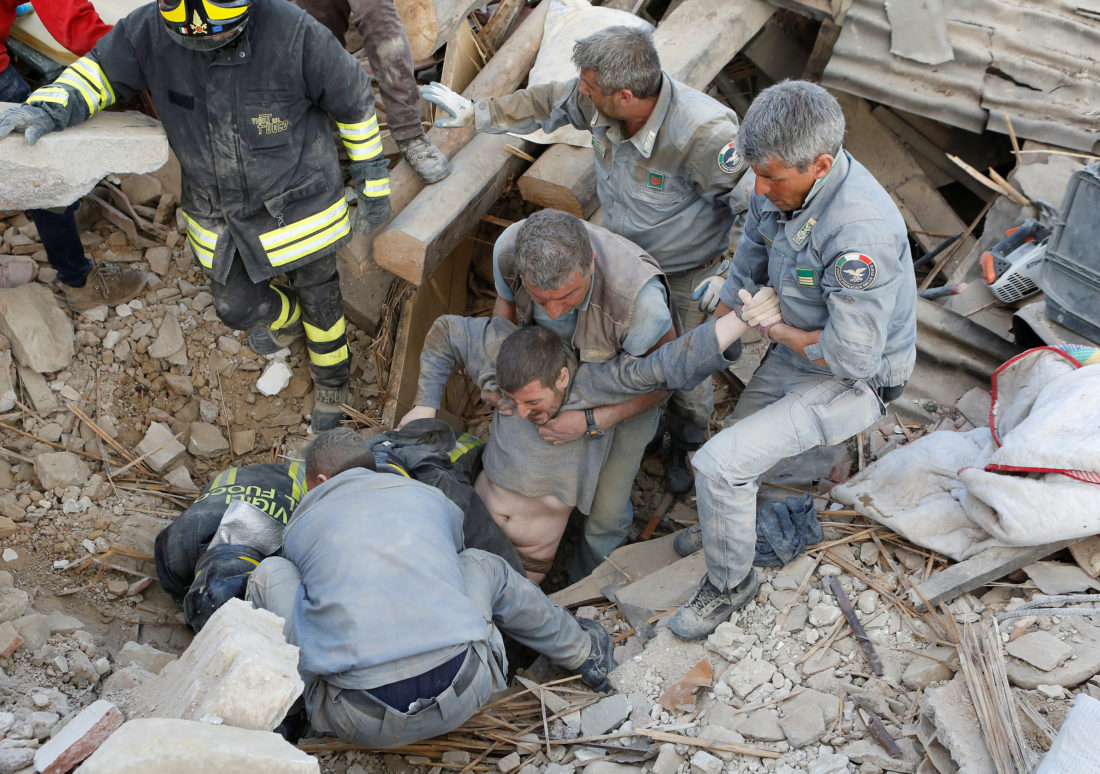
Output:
[979,217,1052,303]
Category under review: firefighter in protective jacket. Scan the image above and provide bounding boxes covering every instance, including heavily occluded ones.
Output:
[0,0,391,432]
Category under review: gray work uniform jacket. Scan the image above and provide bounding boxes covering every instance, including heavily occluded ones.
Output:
[282,469,486,688]
[27,0,383,284]
[414,314,739,510]
[476,73,748,274]
[719,151,917,389]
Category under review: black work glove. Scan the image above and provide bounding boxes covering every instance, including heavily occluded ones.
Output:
[350,158,393,235]
[0,103,60,145]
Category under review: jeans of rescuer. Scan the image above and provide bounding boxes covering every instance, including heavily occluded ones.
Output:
[691,346,885,591]
[662,264,720,450]
[571,404,662,579]
[0,63,93,288]
[247,549,591,748]
[293,0,425,142]
[211,252,349,389]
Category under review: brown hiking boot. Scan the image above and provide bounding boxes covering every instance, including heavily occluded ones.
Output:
[63,263,147,311]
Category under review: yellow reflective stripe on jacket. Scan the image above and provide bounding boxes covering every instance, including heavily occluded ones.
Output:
[259,198,350,267]
[271,287,302,329]
[181,212,217,268]
[449,432,485,462]
[288,460,306,500]
[308,344,349,367]
[303,316,346,344]
[55,57,116,115]
[360,177,390,198]
[337,116,382,161]
[26,86,70,106]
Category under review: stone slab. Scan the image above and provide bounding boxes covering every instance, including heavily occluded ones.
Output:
[1005,630,1073,672]
[35,451,92,491]
[0,283,74,373]
[919,672,996,774]
[1023,560,1100,595]
[1005,624,1100,689]
[136,598,302,731]
[609,552,706,628]
[34,699,123,774]
[0,107,169,210]
[135,421,186,472]
[76,718,319,774]
[16,365,59,412]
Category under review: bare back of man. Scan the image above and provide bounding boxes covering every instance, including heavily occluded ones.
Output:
[475,471,572,584]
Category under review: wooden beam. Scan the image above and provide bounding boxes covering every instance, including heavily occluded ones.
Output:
[396,0,483,60]
[803,18,841,82]
[517,0,775,216]
[381,241,474,426]
[373,135,535,284]
[911,539,1080,611]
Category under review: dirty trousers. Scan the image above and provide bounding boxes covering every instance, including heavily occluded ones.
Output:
[294,0,424,141]
[572,405,662,578]
[691,348,884,590]
[663,265,719,449]
[210,252,349,389]
[247,549,590,748]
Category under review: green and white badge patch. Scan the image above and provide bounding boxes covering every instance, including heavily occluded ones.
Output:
[834,253,877,290]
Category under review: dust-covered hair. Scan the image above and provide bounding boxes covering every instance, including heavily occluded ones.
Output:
[738,80,845,170]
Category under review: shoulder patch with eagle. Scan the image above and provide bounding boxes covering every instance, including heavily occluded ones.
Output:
[834,253,877,290]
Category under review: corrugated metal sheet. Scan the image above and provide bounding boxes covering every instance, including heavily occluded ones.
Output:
[822,0,1100,151]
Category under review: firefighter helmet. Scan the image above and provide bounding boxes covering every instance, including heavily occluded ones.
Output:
[158,0,251,51]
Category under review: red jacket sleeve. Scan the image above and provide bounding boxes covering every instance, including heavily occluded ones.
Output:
[34,0,112,56]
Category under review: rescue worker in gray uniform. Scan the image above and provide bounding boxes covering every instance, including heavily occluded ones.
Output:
[293,0,451,183]
[0,0,393,432]
[419,25,750,493]
[490,209,675,578]
[247,429,616,749]
[668,81,917,640]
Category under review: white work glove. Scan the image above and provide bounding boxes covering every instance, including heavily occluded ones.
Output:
[419,82,474,128]
[737,286,782,327]
[691,260,730,314]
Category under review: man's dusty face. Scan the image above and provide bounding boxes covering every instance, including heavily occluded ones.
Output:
[523,261,593,320]
[507,367,571,426]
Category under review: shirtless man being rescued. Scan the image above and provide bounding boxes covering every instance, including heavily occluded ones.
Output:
[398,286,780,582]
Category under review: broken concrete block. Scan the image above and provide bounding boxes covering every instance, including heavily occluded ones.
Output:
[34,451,92,491]
[48,611,83,634]
[144,246,172,277]
[901,645,958,690]
[920,673,997,773]
[0,748,34,772]
[783,687,841,726]
[579,694,631,737]
[0,620,21,657]
[652,744,684,774]
[0,283,74,372]
[188,422,229,459]
[257,361,293,396]
[34,699,123,774]
[120,173,163,206]
[808,754,850,774]
[16,365,59,412]
[779,703,825,748]
[1024,561,1100,595]
[148,313,185,360]
[496,751,521,772]
[0,586,29,623]
[163,466,198,491]
[164,373,194,396]
[1006,630,1074,672]
[722,657,776,699]
[841,737,923,773]
[14,613,49,651]
[737,708,784,742]
[0,349,14,412]
[136,421,186,472]
[136,598,302,731]
[0,108,169,210]
[117,641,176,675]
[1006,624,1100,689]
[231,429,256,456]
[76,718,319,774]
[689,750,723,774]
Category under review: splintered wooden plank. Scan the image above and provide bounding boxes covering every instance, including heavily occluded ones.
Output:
[911,539,1081,610]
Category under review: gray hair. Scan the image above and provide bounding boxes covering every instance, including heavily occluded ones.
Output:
[496,326,578,394]
[304,428,375,484]
[738,80,845,171]
[514,210,593,290]
[572,25,662,99]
